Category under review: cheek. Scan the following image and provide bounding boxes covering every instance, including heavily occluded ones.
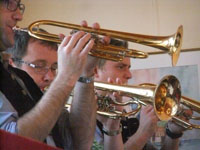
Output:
[7,32,14,45]
[21,65,32,74]
[30,73,43,82]
[98,71,109,81]
[1,28,14,47]
[29,73,44,86]
[111,73,124,82]
[108,72,118,79]
[104,73,117,82]
[21,66,41,82]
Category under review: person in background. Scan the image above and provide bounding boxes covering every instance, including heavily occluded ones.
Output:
[94,38,191,150]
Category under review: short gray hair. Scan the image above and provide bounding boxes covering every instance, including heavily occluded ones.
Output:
[7,28,58,67]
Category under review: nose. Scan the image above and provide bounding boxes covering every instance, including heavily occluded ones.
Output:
[126,69,132,80]
[43,69,55,83]
[13,9,23,21]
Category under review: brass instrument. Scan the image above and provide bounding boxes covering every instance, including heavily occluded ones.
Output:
[138,84,200,129]
[94,75,181,121]
[14,20,183,65]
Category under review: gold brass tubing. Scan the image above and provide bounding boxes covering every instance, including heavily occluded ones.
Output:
[27,20,183,65]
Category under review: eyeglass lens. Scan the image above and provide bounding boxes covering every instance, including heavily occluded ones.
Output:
[7,0,25,14]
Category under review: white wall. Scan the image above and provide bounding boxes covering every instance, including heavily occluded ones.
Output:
[20,0,200,95]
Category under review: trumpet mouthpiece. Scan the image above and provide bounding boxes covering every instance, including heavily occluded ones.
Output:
[12,26,28,33]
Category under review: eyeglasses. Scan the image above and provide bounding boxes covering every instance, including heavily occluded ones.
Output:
[6,0,25,15]
[13,58,57,75]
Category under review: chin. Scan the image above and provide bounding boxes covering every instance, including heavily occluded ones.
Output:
[6,33,15,48]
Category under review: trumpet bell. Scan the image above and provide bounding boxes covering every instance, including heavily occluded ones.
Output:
[154,75,181,121]
[171,25,183,66]
[140,83,200,129]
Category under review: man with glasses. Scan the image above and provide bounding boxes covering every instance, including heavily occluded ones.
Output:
[0,0,104,149]
[7,28,58,92]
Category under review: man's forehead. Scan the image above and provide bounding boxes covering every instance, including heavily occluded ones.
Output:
[105,61,130,67]
[28,59,57,65]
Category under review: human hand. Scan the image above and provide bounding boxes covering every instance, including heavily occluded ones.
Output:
[80,20,110,77]
[137,105,159,138]
[57,29,94,84]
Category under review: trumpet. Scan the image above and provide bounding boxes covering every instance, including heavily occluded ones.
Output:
[94,75,181,121]
[13,20,183,65]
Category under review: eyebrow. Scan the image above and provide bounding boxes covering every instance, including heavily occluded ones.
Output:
[32,60,47,63]
[117,63,131,68]
[33,60,57,65]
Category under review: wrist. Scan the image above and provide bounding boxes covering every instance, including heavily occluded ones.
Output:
[102,124,122,136]
[78,76,94,84]
[55,73,77,88]
[103,119,121,130]
[166,124,183,139]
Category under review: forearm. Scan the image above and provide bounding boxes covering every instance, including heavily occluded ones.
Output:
[17,74,75,141]
[70,81,97,149]
[104,133,124,150]
[161,136,179,150]
[125,129,150,150]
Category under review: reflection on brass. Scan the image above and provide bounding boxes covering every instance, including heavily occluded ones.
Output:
[155,84,168,114]
[14,20,183,65]
[141,83,200,129]
[164,97,173,116]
